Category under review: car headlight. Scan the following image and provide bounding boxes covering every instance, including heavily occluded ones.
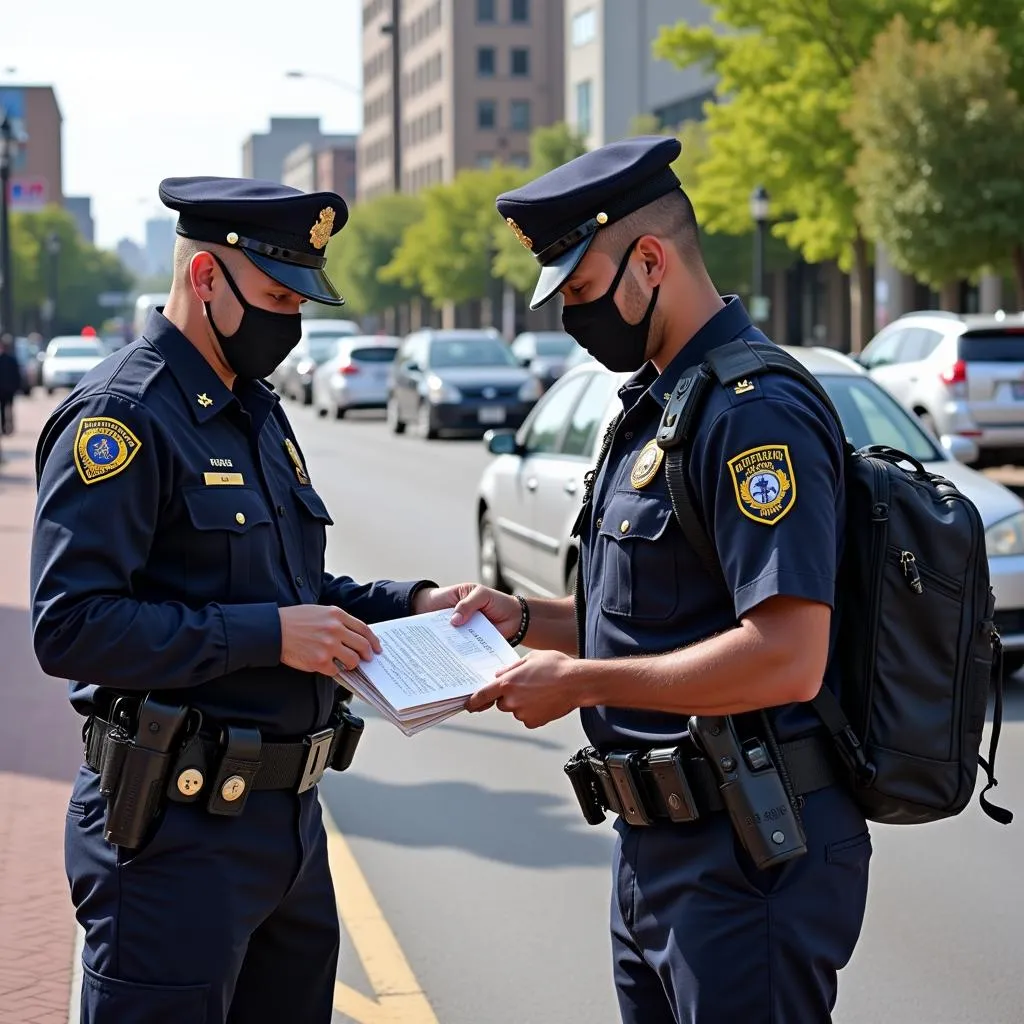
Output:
[986,511,1024,556]
[296,358,316,377]
[426,374,462,403]
[518,377,544,402]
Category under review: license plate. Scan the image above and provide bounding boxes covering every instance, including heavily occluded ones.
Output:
[478,406,507,424]
[1012,382,1024,400]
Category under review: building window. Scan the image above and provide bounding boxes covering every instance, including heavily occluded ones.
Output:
[511,0,529,23]
[477,99,497,130]
[510,48,530,77]
[510,99,531,132]
[653,90,716,129]
[477,47,496,77]
[509,152,530,168]
[572,8,596,47]
[575,79,592,136]
[476,153,495,168]
[477,0,495,22]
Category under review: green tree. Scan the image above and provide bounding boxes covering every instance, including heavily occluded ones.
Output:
[325,193,424,316]
[383,165,527,305]
[846,19,1024,305]
[10,206,134,336]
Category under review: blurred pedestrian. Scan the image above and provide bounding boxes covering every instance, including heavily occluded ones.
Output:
[0,334,22,435]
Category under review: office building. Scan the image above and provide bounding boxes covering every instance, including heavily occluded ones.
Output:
[242,118,351,184]
[282,138,358,202]
[144,217,176,278]
[0,84,63,210]
[64,196,94,243]
[358,0,565,201]
[116,239,149,281]
[564,0,714,147]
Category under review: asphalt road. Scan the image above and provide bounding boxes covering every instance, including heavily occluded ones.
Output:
[288,399,1024,1024]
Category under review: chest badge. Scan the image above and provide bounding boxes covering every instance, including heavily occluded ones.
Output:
[197,393,213,408]
[284,438,310,485]
[728,444,796,525]
[630,440,664,489]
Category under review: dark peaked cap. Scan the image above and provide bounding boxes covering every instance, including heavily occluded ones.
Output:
[159,176,350,306]
[495,135,683,309]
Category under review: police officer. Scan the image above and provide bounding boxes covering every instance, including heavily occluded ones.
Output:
[454,137,872,1022]
[30,178,489,1023]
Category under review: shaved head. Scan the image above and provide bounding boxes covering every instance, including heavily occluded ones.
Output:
[593,189,703,269]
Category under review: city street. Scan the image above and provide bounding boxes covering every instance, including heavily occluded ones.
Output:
[1,391,1022,1023]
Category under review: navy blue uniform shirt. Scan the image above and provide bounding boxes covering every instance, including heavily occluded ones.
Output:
[580,298,846,749]
[31,311,427,737]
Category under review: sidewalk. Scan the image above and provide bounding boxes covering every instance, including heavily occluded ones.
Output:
[0,392,83,1024]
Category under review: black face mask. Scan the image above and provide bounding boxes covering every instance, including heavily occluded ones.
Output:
[205,255,302,380]
[561,238,659,373]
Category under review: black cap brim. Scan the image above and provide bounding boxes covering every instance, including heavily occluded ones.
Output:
[244,251,344,306]
[529,236,592,310]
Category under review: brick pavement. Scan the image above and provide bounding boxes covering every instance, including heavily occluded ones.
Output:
[0,391,83,1024]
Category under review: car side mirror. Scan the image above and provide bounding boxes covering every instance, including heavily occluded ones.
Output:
[405,361,421,374]
[485,429,519,456]
[940,434,979,465]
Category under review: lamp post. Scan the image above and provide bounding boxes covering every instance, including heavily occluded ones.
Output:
[43,230,60,339]
[0,111,13,336]
[284,70,361,96]
[749,185,770,324]
[379,0,403,194]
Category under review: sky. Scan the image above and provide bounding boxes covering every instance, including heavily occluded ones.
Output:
[3,0,365,251]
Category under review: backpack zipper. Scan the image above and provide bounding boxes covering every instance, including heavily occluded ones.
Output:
[863,459,891,739]
[886,545,962,598]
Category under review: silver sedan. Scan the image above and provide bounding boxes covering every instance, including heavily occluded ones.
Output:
[312,336,400,419]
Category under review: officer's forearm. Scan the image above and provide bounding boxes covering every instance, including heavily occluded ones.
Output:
[580,598,828,715]
[521,596,578,656]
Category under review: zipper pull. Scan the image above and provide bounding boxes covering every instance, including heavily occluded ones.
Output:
[900,551,923,594]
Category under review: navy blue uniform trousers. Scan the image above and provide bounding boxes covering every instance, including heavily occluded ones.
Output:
[65,765,339,1023]
[611,786,871,1024]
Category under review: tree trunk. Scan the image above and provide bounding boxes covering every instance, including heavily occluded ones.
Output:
[939,281,961,312]
[849,233,875,354]
[1012,245,1024,309]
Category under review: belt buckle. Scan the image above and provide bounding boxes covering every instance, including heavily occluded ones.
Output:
[605,751,652,827]
[297,727,335,794]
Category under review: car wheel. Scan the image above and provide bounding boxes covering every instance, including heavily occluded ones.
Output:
[417,401,438,440]
[46,387,54,396]
[478,510,510,593]
[334,405,347,420]
[915,408,938,437]
[387,396,406,434]
[1002,652,1024,679]
[302,384,313,406]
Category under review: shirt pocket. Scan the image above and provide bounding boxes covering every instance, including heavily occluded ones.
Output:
[292,485,334,582]
[182,487,274,597]
[597,492,679,621]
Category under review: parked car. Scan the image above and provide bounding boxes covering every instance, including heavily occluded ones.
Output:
[312,335,400,419]
[859,310,1024,467]
[41,336,108,394]
[13,336,41,394]
[387,328,543,439]
[270,318,360,404]
[510,331,583,392]
[476,346,1024,675]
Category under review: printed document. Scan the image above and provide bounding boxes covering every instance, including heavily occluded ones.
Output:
[333,609,520,736]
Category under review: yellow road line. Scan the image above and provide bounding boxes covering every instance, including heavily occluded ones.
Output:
[322,800,440,1024]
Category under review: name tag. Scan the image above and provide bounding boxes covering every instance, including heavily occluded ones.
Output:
[203,472,245,486]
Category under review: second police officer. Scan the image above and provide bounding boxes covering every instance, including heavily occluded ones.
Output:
[457,136,872,1022]
[30,178,506,1024]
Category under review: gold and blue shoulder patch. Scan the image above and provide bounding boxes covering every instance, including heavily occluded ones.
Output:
[73,417,142,485]
[727,444,795,525]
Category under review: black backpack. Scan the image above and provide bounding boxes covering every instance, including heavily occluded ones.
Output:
[638,338,1012,826]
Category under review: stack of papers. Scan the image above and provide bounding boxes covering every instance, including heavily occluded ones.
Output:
[333,609,521,736]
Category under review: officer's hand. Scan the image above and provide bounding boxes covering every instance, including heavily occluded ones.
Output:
[422,583,523,641]
[278,605,382,674]
[467,650,580,728]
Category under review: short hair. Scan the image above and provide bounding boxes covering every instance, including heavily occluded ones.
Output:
[594,189,702,268]
[173,235,201,279]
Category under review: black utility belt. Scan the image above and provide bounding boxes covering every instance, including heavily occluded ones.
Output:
[83,695,363,849]
[564,734,838,829]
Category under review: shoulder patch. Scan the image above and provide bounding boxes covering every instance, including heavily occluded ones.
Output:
[73,417,142,485]
[727,444,795,525]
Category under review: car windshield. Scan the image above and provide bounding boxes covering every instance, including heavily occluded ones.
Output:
[818,374,942,462]
[429,337,517,368]
[51,343,103,358]
[308,335,350,360]
[533,336,577,357]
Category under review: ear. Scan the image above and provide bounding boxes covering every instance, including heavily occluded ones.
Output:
[190,250,218,302]
[635,235,668,287]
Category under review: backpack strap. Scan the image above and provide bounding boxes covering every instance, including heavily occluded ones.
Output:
[978,633,1013,824]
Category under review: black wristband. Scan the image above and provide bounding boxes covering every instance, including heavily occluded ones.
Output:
[507,594,530,647]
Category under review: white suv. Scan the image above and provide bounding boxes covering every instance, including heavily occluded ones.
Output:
[860,311,1024,466]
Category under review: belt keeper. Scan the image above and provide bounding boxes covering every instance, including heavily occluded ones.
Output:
[207,726,261,816]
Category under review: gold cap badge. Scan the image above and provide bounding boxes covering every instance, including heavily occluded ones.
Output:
[506,218,533,251]
[309,207,335,250]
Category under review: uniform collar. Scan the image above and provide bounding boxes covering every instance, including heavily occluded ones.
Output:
[641,295,753,410]
[142,309,278,424]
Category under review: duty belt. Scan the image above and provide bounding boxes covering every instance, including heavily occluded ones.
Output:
[564,735,838,828]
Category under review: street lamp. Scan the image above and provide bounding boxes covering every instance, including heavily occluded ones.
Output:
[0,111,13,336]
[43,230,60,339]
[379,0,403,194]
[284,70,361,96]
[749,185,771,324]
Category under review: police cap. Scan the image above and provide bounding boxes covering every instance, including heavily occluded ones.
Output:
[495,135,683,309]
[158,176,350,306]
